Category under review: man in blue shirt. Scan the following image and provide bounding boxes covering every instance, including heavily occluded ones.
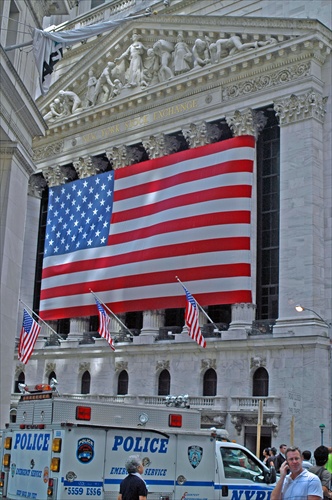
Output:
[271,446,323,500]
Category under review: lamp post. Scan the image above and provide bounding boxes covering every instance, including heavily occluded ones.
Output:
[295,305,332,331]
[319,423,325,445]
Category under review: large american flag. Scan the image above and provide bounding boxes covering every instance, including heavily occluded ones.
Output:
[95,299,115,350]
[182,285,206,348]
[40,136,255,319]
[18,309,41,364]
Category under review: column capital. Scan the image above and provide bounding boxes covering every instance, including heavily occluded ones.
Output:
[225,109,267,139]
[106,145,144,169]
[142,133,181,159]
[274,90,328,125]
[73,156,99,178]
[42,165,68,187]
[182,121,222,148]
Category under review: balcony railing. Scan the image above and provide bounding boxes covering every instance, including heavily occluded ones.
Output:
[230,396,281,413]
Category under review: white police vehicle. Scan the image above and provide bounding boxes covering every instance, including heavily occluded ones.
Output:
[0,386,276,499]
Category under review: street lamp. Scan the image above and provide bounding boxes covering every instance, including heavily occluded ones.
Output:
[319,423,325,445]
[295,305,332,329]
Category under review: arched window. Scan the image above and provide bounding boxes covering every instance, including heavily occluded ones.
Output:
[158,370,170,396]
[81,371,91,394]
[253,367,269,397]
[203,368,217,396]
[48,371,57,385]
[14,372,25,393]
[118,370,128,395]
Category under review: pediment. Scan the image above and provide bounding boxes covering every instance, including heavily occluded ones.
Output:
[37,15,330,121]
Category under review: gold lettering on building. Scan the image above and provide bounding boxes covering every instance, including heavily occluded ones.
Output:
[82,132,98,143]
[101,124,120,138]
[124,115,149,130]
[153,99,198,121]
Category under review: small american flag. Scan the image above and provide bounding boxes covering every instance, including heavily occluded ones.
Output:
[182,286,206,348]
[95,299,115,351]
[18,309,41,364]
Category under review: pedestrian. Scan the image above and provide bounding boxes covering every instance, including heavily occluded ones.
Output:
[271,446,323,500]
[274,444,288,473]
[262,447,271,465]
[117,455,148,500]
[309,446,332,499]
[327,448,332,474]
[302,450,313,469]
[267,447,277,467]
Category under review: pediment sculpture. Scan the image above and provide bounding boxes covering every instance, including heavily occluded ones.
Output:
[42,30,278,122]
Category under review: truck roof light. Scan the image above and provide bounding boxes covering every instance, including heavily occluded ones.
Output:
[76,406,91,421]
[19,424,26,429]
[169,414,182,427]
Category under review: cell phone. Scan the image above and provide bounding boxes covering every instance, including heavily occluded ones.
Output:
[286,463,290,474]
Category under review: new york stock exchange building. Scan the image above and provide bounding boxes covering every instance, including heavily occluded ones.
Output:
[2,0,331,451]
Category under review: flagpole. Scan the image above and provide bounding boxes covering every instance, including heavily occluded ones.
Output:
[175,276,221,332]
[19,300,63,341]
[89,290,133,337]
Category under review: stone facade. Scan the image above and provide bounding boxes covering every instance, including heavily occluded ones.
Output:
[1,0,331,452]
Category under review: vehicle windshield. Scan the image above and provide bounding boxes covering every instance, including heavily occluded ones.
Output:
[219,447,266,483]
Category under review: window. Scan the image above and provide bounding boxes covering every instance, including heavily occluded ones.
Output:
[81,371,91,394]
[118,370,128,395]
[256,108,280,320]
[14,372,25,393]
[253,367,269,397]
[158,370,170,396]
[48,371,56,385]
[203,368,217,396]
[220,446,265,482]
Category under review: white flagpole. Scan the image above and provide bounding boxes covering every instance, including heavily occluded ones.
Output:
[89,290,134,337]
[19,299,63,341]
[175,276,221,332]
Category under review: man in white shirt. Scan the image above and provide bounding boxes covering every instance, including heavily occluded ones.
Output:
[271,446,323,500]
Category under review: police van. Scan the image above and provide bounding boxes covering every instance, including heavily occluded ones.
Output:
[0,387,276,500]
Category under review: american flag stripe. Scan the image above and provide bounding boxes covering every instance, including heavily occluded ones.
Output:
[18,310,42,364]
[40,136,255,320]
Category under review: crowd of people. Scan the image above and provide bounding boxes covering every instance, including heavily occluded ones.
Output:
[266,444,332,500]
[116,444,331,500]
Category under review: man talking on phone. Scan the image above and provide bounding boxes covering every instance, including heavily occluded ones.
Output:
[271,446,323,500]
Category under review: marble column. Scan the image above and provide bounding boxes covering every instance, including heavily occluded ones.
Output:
[272,90,328,336]
[224,109,267,336]
[68,317,90,341]
[139,310,165,337]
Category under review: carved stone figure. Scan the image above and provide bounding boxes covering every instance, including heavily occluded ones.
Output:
[84,69,97,107]
[173,32,192,74]
[115,33,148,87]
[58,90,82,114]
[192,37,211,67]
[143,48,160,85]
[43,98,65,121]
[209,35,277,63]
[153,39,174,82]
[92,62,115,105]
